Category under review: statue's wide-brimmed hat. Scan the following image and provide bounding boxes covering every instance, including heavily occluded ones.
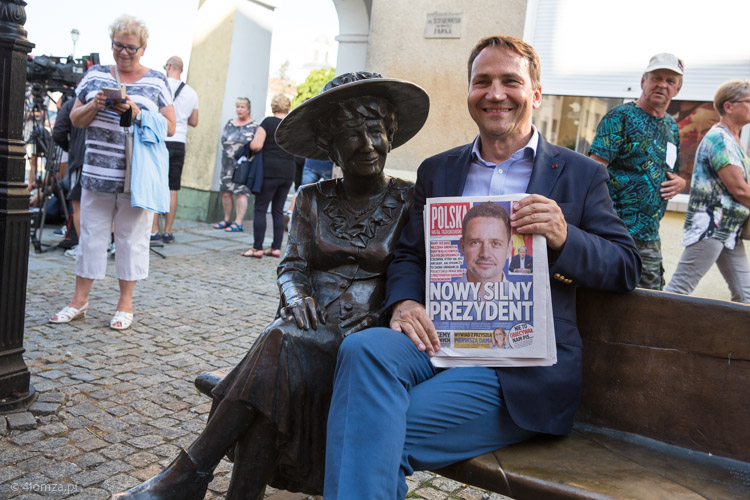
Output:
[276,72,430,161]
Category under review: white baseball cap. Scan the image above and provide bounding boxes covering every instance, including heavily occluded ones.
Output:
[645,53,684,75]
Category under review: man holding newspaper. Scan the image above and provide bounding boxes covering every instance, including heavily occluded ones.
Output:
[324,36,641,498]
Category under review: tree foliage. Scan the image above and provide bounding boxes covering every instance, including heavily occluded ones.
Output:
[291,68,336,109]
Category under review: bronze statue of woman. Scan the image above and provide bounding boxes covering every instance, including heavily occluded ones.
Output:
[115,72,430,499]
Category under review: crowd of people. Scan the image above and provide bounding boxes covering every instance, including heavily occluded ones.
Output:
[37,12,749,499]
[42,16,749,329]
[217,93,335,259]
[45,14,336,333]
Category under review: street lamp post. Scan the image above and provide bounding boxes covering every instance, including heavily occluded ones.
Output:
[0,0,36,411]
[70,28,79,58]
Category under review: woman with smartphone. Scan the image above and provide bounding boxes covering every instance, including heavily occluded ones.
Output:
[49,14,175,330]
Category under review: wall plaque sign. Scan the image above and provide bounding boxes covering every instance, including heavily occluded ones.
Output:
[425,12,462,39]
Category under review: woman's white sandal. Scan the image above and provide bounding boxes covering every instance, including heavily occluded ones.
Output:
[110,311,134,330]
[50,303,89,323]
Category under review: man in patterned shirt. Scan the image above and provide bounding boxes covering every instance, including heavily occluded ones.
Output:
[590,53,687,289]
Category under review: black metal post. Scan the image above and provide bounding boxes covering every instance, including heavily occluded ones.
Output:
[0,0,35,411]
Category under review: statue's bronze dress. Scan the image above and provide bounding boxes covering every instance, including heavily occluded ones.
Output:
[212,177,414,493]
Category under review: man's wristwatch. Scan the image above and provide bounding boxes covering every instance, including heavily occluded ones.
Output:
[135,111,142,124]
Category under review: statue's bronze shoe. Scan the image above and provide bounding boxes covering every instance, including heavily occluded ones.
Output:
[112,449,213,500]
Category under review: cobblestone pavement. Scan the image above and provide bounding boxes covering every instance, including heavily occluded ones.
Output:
[1,220,508,500]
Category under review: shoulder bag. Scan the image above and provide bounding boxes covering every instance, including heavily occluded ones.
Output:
[173,82,186,100]
[232,157,252,185]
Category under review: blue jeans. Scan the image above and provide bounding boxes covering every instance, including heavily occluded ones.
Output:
[301,165,332,185]
[324,328,537,499]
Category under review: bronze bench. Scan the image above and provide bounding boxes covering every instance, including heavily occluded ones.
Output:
[196,288,750,499]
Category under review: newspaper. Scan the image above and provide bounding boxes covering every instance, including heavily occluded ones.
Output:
[425,195,556,367]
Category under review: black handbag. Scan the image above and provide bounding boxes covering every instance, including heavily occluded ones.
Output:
[232,158,252,185]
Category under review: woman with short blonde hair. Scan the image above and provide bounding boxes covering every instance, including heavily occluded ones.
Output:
[50,14,176,330]
[270,94,291,114]
[240,94,297,258]
[108,14,149,46]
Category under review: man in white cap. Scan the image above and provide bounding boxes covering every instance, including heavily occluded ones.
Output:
[590,53,687,290]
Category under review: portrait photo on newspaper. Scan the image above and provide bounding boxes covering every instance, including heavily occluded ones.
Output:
[424,195,555,368]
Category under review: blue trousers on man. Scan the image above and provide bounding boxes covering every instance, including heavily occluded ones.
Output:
[324,328,536,499]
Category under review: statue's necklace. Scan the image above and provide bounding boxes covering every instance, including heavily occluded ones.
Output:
[340,179,392,219]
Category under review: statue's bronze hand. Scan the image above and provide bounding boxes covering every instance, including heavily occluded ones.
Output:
[286,296,319,330]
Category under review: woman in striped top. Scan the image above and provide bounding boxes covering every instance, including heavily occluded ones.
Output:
[49,14,175,331]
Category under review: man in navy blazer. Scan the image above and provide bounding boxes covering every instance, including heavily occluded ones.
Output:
[324,35,641,499]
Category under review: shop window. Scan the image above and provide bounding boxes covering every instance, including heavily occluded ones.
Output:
[533,95,623,155]
[534,96,718,193]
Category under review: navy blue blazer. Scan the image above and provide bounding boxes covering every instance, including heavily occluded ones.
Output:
[385,136,641,436]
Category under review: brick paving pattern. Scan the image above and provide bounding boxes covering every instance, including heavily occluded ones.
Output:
[1,220,508,500]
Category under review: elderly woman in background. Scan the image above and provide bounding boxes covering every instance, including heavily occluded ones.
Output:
[241,94,296,258]
[214,97,258,232]
[665,79,750,303]
[50,14,175,330]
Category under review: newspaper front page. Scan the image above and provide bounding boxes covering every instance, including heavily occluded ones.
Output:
[425,195,556,367]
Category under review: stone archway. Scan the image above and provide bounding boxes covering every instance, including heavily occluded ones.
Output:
[331,0,371,73]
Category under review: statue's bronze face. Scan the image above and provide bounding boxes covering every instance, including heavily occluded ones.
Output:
[330,116,389,179]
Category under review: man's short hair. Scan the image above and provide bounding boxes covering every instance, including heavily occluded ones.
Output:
[166,56,183,72]
[461,202,512,241]
[467,35,541,89]
[714,79,750,116]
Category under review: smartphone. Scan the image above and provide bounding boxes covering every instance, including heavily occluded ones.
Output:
[102,86,126,107]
